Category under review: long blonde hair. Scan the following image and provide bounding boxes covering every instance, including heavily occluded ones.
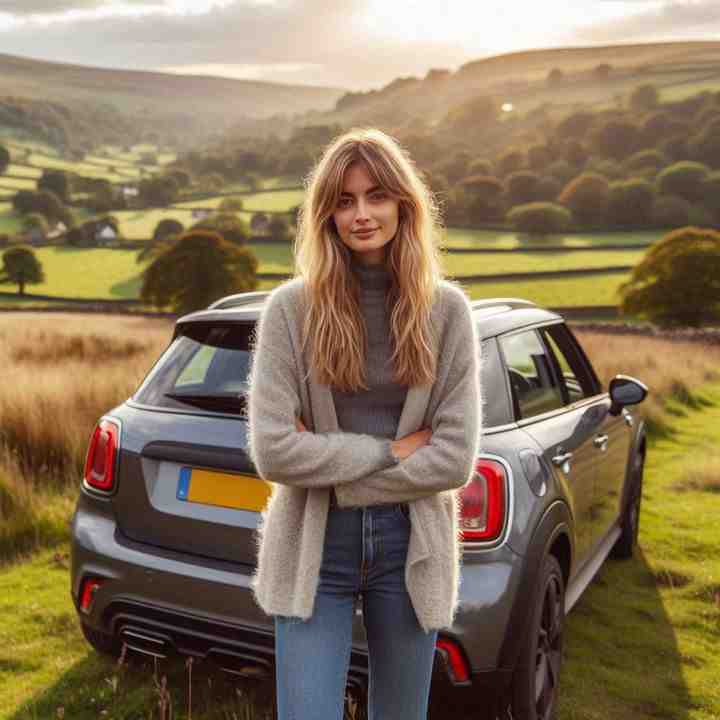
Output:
[294,127,445,392]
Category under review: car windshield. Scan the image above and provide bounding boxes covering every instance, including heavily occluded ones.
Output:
[133,321,253,415]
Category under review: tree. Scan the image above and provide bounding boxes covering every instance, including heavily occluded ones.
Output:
[37,170,70,203]
[592,120,640,161]
[0,144,9,174]
[22,213,49,237]
[688,118,720,169]
[607,179,656,226]
[138,176,178,207]
[496,150,525,178]
[558,173,610,225]
[192,212,249,246]
[630,84,660,113]
[0,245,45,295]
[652,195,691,228]
[622,149,667,176]
[268,215,291,242]
[508,202,571,236]
[657,161,710,203]
[619,227,720,326]
[458,175,505,222]
[140,230,258,314]
[504,171,540,207]
[153,218,184,242]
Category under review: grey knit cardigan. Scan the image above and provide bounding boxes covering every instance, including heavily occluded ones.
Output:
[246,276,483,633]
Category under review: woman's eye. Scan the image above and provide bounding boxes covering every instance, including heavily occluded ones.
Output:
[370,192,387,201]
[337,197,352,208]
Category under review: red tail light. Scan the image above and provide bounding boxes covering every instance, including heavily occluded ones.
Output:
[83,418,120,492]
[460,457,507,543]
[435,637,470,684]
[79,577,105,614]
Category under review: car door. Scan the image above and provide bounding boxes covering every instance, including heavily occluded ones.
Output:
[498,326,599,568]
[542,324,633,551]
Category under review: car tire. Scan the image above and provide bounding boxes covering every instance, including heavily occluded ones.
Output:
[611,450,644,560]
[80,621,121,658]
[498,554,565,720]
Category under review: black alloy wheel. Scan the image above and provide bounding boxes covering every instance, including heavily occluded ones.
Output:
[501,554,565,720]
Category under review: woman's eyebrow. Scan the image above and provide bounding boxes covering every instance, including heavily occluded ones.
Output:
[339,184,382,197]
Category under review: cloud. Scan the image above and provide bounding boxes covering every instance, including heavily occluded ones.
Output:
[0,0,467,90]
[573,1,720,42]
[0,0,158,14]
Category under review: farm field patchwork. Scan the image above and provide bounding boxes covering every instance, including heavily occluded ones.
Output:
[0,177,35,191]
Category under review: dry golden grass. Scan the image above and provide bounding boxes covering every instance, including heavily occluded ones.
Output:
[573,330,720,436]
[0,312,173,561]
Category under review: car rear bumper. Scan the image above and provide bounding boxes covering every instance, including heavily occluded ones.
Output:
[71,491,524,690]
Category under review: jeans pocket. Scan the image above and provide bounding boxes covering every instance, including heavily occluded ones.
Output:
[396,503,410,522]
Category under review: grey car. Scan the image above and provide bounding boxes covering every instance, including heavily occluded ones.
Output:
[70,292,648,720]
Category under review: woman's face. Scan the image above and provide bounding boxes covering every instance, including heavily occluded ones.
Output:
[331,161,400,266]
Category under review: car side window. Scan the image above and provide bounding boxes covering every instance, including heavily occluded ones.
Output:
[499,330,564,420]
[540,324,600,403]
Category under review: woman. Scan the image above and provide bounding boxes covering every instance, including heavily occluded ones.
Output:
[247,127,482,720]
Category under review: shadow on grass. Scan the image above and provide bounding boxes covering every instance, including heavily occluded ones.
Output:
[558,545,694,720]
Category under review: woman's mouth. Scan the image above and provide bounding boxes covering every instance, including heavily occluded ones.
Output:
[354,227,379,238]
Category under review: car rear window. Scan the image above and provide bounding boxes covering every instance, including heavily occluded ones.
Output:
[132,321,254,415]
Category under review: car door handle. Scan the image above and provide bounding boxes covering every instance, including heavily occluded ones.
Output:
[551,451,573,466]
[593,434,609,449]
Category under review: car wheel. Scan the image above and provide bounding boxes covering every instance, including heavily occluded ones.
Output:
[611,451,644,560]
[498,554,565,720]
[80,621,121,658]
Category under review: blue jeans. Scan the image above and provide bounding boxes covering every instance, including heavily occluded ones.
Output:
[274,502,439,720]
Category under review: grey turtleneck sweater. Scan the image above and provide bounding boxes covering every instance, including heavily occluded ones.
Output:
[331,260,409,453]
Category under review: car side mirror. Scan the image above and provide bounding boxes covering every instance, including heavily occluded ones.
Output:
[609,374,648,416]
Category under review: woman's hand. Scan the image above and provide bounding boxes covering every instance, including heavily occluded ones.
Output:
[295,417,307,432]
[390,428,432,460]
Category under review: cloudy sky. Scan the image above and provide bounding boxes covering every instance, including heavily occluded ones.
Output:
[0,0,718,90]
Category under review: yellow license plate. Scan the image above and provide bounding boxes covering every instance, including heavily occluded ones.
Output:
[177,467,271,511]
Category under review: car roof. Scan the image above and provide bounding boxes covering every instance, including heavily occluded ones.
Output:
[176,291,563,340]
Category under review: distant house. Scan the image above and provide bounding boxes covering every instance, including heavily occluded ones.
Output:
[96,224,117,246]
[192,208,211,221]
[47,221,67,240]
[122,186,139,198]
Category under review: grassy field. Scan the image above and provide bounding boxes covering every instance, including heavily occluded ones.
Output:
[173,189,304,213]
[459,272,632,307]
[3,165,42,179]
[0,248,147,299]
[444,228,659,249]
[0,177,36,191]
[0,362,718,718]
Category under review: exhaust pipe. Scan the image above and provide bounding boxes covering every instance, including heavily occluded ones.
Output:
[207,649,272,680]
[119,627,170,658]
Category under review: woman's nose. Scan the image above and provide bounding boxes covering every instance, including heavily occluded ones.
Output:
[355,196,370,221]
